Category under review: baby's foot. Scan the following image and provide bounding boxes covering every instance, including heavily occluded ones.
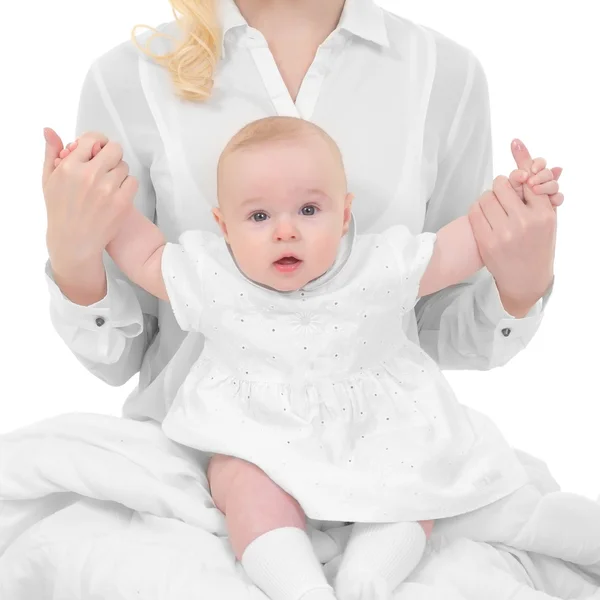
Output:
[335,522,426,600]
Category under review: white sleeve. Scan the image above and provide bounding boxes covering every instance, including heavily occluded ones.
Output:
[382,225,437,314]
[162,233,206,333]
[45,44,159,385]
[416,46,552,371]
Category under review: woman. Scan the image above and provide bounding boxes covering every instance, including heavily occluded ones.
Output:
[42,1,561,471]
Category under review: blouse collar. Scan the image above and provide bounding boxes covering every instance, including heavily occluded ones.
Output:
[218,0,389,59]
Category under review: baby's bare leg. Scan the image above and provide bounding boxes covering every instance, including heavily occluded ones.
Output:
[207,454,336,600]
[208,454,305,559]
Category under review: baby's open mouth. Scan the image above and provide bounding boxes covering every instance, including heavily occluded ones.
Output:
[273,256,303,272]
[275,256,300,265]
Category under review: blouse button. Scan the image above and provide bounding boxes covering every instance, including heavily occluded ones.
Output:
[501,327,511,337]
[95,317,105,327]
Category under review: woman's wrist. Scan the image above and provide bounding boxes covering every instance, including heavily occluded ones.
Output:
[50,255,108,306]
[498,292,535,319]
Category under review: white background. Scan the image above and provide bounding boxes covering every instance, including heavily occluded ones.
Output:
[0,1,598,498]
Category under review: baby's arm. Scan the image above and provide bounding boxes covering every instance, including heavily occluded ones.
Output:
[419,161,554,297]
[418,215,482,298]
[105,208,169,302]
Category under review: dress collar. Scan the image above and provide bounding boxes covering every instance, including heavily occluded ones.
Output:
[226,213,357,294]
[218,0,389,58]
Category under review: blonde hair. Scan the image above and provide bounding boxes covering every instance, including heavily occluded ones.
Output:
[131,0,221,102]
[217,116,345,181]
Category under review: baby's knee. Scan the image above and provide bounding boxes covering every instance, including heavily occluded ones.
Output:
[208,454,253,510]
[419,519,434,539]
[207,455,292,514]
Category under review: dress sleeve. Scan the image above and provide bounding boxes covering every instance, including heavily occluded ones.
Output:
[382,225,438,315]
[161,231,206,333]
[415,45,552,370]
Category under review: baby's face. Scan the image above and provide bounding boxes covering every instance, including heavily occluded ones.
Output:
[214,135,353,291]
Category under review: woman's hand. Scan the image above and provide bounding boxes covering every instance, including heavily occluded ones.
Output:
[468,141,559,317]
[42,128,138,276]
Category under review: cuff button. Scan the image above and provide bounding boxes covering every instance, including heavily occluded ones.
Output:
[501,327,511,337]
[95,317,106,327]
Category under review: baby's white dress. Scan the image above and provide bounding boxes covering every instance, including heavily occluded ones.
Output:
[160,220,528,523]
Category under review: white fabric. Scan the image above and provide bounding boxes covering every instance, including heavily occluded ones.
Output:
[43,0,552,422]
[159,224,528,522]
[1,413,599,600]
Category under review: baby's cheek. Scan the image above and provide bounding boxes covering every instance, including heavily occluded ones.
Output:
[318,236,339,262]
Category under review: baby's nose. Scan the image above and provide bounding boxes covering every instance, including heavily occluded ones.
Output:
[274,220,299,241]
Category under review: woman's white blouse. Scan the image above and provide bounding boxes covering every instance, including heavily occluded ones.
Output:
[44,0,552,422]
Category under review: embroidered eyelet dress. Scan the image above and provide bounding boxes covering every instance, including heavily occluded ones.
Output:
[161,218,528,522]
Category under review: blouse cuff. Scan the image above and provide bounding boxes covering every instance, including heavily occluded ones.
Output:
[45,258,143,336]
[474,273,554,340]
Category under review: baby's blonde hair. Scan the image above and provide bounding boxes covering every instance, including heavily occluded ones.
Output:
[217,116,346,188]
[131,0,220,102]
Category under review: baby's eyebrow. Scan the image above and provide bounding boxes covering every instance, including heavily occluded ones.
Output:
[304,189,332,204]
[240,196,265,208]
[240,189,332,208]
[306,188,331,204]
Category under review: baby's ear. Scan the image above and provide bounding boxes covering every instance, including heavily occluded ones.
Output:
[342,193,354,234]
[212,207,229,242]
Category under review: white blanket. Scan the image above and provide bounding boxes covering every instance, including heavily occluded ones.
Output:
[1,413,599,600]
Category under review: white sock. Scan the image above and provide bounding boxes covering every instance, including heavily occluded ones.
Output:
[241,527,337,600]
[335,521,426,600]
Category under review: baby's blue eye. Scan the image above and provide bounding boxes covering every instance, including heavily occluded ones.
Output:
[251,212,268,222]
[301,205,317,216]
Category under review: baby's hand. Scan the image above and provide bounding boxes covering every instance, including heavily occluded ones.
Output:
[53,138,103,167]
[510,140,564,209]
[507,156,559,202]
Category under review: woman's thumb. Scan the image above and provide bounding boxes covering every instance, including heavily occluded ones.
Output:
[42,127,64,186]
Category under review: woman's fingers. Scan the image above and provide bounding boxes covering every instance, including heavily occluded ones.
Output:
[530,157,547,174]
[509,169,529,187]
[508,169,528,201]
[42,127,65,188]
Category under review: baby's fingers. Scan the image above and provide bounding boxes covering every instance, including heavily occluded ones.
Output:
[91,141,102,158]
[58,140,79,159]
[531,180,559,196]
[528,168,554,186]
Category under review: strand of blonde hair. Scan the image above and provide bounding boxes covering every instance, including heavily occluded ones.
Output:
[130,0,221,102]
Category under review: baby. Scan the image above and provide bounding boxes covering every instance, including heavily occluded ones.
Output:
[58,117,557,600]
